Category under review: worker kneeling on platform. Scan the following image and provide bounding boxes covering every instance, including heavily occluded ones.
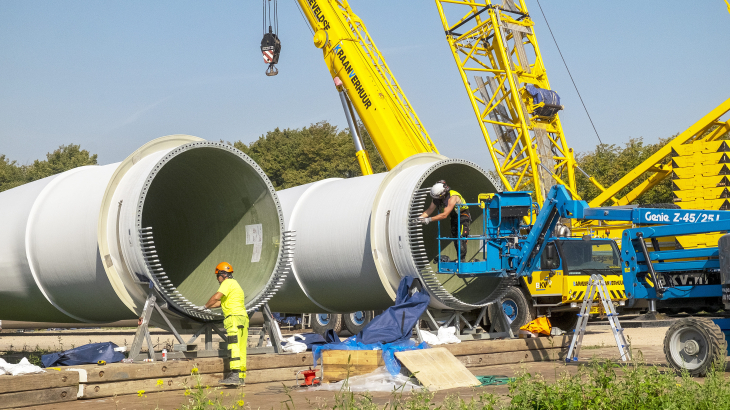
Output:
[418,180,471,262]
[205,262,249,386]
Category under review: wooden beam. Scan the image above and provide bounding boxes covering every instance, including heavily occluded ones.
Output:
[0,386,77,409]
[0,371,78,394]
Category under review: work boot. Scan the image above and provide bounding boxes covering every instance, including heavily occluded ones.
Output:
[219,371,243,386]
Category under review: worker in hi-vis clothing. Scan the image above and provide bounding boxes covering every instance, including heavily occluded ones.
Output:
[417,180,471,262]
[204,262,249,386]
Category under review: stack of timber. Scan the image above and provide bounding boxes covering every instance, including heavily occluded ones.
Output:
[671,140,730,248]
[0,371,79,409]
[0,337,567,406]
[65,358,224,399]
[64,354,316,399]
[438,336,568,372]
[321,350,384,382]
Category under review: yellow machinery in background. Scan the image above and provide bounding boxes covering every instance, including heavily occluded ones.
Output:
[434,0,626,328]
[435,0,730,324]
[294,0,439,175]
[435,0,589,205]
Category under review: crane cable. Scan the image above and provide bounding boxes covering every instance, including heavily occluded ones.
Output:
[534,0,603,145]
[263,0,279,38]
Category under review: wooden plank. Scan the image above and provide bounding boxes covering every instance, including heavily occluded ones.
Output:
[438,336,568,356]
[247,352,312,370]
[0,386,77,409]
[321,350,384,366]
[63,353,312,384]
[0,371,78,394]
[82,373,223,399]
[395,348,480,391]
[68,358,224,383]
[321,350,385,383]
[457,348,564,368]
[322,365,382,383]
[246,366,304,385]
[322,363,382,383]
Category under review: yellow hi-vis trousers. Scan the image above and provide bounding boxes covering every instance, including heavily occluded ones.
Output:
[224,315,249,379]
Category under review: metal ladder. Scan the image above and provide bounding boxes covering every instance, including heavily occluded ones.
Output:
[566,274,631,362]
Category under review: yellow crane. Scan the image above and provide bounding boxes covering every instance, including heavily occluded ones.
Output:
[291,0,439,175]
[434,0,625,329]
[435,0,590,205]
[436,0,730,324]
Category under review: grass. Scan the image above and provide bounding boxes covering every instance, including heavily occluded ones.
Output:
[0,343,53,367]
[277,351,730,410]
[505,355,730,410]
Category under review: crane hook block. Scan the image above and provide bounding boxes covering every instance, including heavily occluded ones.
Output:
[261,31,281,76]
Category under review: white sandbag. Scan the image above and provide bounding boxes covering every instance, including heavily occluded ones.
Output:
[0,357,45,376]
[419,326,461,345]
[281,334,308,353]
[436,326,461,344]
[418,329,442,345]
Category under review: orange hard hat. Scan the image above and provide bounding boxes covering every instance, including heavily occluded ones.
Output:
[215,262,233,274]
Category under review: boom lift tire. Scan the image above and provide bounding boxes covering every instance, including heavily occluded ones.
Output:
[663,317,727,377]
[311,313,343,335]
[487,287,535,334]
[343,311,374,335]
[548,311,579,333]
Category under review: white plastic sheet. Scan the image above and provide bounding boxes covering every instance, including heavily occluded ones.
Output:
[418,326,461,345]
[0,358,45,376]
[305,366,422,392]
[281,334,309,353]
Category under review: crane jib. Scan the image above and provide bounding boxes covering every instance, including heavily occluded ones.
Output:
[306,0,330,30]
[333,44,372,109]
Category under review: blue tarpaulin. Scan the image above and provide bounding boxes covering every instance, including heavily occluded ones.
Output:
[41,342,126,368]
[312,277,430,375]
[272,312,302,327]
[356,276,430,345]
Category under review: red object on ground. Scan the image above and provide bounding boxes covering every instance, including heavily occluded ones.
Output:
[301,369,320,386]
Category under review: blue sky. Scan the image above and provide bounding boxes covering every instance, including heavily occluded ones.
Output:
[1,1,729,172]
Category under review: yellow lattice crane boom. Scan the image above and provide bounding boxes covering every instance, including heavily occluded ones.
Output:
[294,0,439,174]
[434,0,613,205]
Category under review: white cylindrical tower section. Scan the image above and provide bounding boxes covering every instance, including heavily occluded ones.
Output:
[0,136,288,327]
[270,154,502,313]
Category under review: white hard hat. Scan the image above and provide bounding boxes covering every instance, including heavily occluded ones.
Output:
[430,182,448,199]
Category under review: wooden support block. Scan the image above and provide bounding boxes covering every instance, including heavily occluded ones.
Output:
[247,352,312,370]
[457,348,564,368]
[67,358,224,383]
[81,373,223,399]
[395,348,480,391]
[321,350,385,383]
[0,386,78,409]
[245,366,305,385]
[438,337,568,357]
[0,371,78,394]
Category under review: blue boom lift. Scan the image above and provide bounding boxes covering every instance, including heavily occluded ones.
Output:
[436,184,730,375]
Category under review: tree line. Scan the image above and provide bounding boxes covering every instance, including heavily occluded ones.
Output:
[0,145,98,192]
[0,122,679,206]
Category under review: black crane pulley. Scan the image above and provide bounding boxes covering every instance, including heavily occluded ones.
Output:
[261,0,280,76]
[261,30,281,76]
